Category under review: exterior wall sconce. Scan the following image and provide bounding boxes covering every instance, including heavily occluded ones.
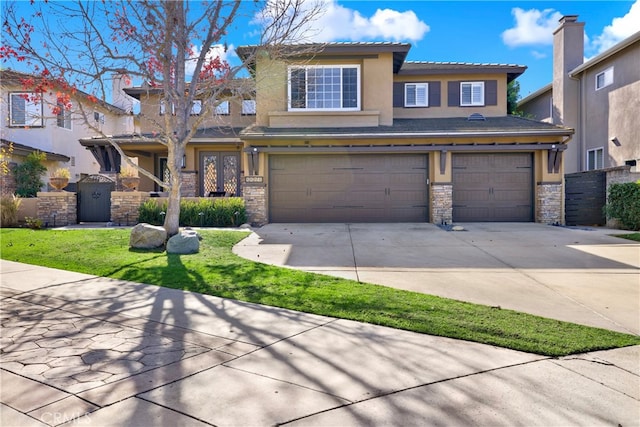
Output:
[611,137,621,147]
[181,154,186,168]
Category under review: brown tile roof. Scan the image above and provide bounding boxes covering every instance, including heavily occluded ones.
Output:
[241,116,572,139]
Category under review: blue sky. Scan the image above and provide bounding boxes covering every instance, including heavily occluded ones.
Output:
[5,0,640,100]
[223,0,640,97]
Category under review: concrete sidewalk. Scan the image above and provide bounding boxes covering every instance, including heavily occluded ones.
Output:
[1,259,638,426]
[234,222,640,335]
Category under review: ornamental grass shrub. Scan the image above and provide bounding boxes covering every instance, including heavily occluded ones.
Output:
[604,181,640,231]
[0,195,21,227]
[139,197,247,227]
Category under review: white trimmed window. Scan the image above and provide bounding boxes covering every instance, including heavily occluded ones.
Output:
[190,100,202,115]
[242,99,256,115]
[460,82,484,106]
[587,147,604,170]
[596,67,613,90]
[9,92,43,127]
[57,102,72,130]
[288,65,360,111]
[215,101,230,115]
[405,83,428,107]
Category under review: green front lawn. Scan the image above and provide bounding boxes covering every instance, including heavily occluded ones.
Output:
[1,228,638,356]
[613,233,640,242]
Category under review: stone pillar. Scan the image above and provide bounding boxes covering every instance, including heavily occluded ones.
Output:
[536,183,563,224]
[431,184,453,224]
[36,192,77,227]
[181,171,197,197]
[111,191,148,226]
[243,182,267,226]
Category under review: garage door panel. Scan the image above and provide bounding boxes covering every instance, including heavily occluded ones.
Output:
[453,153,533,222]
[270,154,428,222]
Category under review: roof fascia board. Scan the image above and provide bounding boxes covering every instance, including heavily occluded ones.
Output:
[244,143,568,153]
[570,31,640,76]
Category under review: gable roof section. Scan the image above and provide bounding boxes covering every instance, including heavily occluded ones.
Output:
[236,42,411,73]
[570,30,640,77]
[400,62,526,82]
[241,116,572,140]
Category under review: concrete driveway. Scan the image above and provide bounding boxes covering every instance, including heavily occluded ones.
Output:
[234,223,640,335]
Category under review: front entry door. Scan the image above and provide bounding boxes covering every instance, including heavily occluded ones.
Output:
[200,152,240,196]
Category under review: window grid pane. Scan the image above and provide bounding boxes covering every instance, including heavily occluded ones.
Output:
[290,66,358,110]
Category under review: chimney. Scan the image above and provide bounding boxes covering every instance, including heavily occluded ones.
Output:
[111,73,134,113]
[552,15,584,172]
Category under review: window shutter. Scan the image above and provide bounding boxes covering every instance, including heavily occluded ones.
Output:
[485,80,497,106]
[448,81,460,107]
[393,82,404,107]
[429,82,441,107]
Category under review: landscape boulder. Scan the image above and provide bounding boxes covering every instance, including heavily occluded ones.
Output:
[129,223,167,249]
[166,229,200,254]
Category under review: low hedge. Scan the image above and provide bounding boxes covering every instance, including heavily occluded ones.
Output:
[604,181,640,230]
[138,197,247,227]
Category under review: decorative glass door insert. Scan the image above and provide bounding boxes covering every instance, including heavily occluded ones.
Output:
[200,152,240,196]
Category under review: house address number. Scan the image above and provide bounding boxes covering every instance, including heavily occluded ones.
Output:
[245,176,264,183]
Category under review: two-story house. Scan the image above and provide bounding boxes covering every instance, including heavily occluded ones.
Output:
[1,69,132,194]
[236,42,573,225]
[518,16,640,174]
[78,42,573,225]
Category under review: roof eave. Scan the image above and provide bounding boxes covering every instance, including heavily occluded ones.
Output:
[570,31,640,77]
[240,128,574,140]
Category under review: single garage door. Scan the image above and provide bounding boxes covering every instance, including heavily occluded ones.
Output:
[452,153,533,222]
[270,154,428,222]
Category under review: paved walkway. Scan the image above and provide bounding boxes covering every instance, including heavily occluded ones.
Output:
[1,257,638,426]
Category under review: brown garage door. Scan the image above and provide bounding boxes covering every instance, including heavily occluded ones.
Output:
[452,153,533,222]
[270,154,428,222]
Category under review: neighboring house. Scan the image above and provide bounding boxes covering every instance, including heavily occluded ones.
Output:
[519,16,640,174]
[235,42,572,224]
[80,80,256,197]
[79,42,573,225]
[0,69,132,194]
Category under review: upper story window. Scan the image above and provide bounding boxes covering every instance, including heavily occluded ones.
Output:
[159,100,175,115]
[587,147,604,170]
[288,65,360,111]
[405,83,428,107]
[460,82,484,106]
[215,101,230,115]
[93,111,105,124]
[596,67,613,90]
[56,102,72,130]
[9,92,43,127]
[190,100,202,115]
[242,100,256,115]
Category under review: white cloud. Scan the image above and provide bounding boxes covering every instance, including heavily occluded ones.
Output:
[257,0,429,43]
[502,8,562,47]
[185,44,236,78]
[591,0,640,53]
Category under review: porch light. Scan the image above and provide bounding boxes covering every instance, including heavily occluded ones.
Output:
[181,155,186,168]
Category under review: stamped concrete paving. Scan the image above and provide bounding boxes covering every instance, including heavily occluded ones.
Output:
[1,243,639,426]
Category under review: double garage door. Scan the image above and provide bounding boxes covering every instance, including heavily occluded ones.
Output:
[270,154,428,222]
[268,152,533,223]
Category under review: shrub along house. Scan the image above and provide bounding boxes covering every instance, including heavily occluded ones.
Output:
[236,43,573,224]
